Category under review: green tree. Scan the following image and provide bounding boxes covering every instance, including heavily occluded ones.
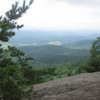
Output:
[0,0,33,42]
[0,0,33,100]
[88,37,100,72]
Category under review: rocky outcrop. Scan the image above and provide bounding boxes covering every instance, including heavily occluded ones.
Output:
[32,72,100,100]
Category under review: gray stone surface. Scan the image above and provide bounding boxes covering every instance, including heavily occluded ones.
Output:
[32,72,100,100]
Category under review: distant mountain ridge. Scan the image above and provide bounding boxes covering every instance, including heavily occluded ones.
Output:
[19,45,89,64]
[67,39,93,49]
[10,30,99,64]
[10,30,100,47]
[19,45,89,57]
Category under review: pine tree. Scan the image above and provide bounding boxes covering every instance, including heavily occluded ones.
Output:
[88,37,100,72]
[0,0,33,100]
[0,0,33,42]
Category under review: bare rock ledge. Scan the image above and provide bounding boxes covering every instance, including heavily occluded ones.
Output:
[32,72,100,100]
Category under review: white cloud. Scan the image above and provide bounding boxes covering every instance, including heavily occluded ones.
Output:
[0,0,100,30]
[56,0,100,5]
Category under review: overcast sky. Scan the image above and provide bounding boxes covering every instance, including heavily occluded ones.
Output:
[0,0,100,31]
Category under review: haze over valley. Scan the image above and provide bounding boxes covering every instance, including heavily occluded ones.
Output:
[10,30,100,48]
[9,30,100,65]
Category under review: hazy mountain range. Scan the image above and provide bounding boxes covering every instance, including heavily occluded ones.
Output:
[8,30,100,64]
[10,30,100,49]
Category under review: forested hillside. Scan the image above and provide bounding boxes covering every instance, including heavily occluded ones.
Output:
[19,45,89,64]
